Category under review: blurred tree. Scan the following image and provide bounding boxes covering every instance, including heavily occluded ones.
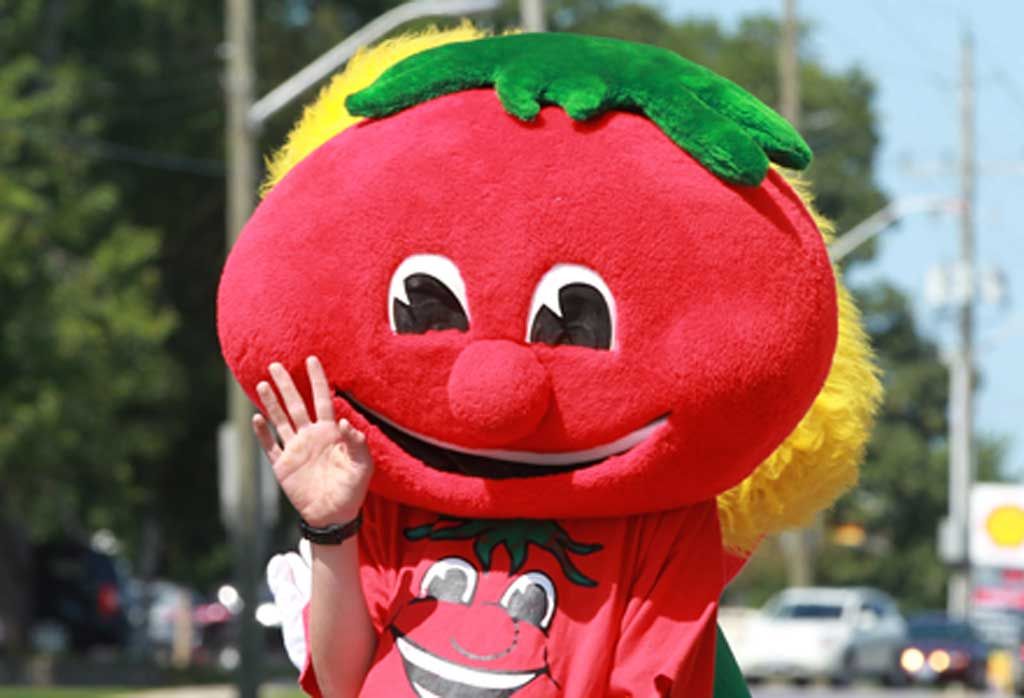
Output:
[13,0,419,592]
[814,285,1006,610]
[0,0,180,647]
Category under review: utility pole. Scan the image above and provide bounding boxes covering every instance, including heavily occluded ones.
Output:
[225,0,263,695]
[779,0,799,131]
[947,28,976,621]
[520,0,546,32]
[776,0,813,588]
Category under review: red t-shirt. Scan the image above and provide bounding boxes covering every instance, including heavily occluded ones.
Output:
[301,492,723,697]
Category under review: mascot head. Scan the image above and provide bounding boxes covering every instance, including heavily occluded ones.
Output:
[218,28,881,548]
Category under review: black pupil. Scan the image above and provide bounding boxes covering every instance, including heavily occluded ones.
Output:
[426,568,469,603]
[393,273,468,334]
[505,584,549,627]
[529,283,611,350]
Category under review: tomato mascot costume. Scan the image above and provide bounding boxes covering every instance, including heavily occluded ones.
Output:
[218,26,881,698]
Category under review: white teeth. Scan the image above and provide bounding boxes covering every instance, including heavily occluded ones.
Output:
[396,636,539,690]
[359,400,667,467]
[412,684,441,698]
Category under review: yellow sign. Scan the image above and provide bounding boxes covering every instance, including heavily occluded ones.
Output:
[986,505,1024,548]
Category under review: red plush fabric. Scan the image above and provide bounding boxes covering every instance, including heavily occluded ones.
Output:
[447,339,552,440]
[218,89,836,519]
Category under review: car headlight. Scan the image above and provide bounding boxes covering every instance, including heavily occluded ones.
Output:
[928,649,951,673]
[901,647,925,673]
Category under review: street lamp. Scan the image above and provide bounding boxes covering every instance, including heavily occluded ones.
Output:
[828,196,962,263]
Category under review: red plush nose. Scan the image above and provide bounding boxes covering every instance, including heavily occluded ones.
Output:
[447,340,552,444]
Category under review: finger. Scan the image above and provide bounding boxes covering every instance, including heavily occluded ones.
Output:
[256,381,295,441]
[338,418,367,446]
[252,414,283,463]
[337,419,372,474]
[306,355,334,422]
[269,362,311,429]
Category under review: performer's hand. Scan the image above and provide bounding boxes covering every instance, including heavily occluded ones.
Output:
[253,355,372,527]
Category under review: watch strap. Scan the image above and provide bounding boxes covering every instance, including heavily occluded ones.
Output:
[298,512,363,545]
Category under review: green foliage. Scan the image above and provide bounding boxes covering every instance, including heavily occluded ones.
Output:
[814,286,1006,610]
[349,33,811,185]
[0,18,180,539]
[0,1,184,649]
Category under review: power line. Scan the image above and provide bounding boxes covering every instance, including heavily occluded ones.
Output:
[992,69,1024,117]
[1,120,224,177]
[866,0,950,86]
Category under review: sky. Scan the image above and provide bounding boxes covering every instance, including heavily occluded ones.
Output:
[660,0,1024,474]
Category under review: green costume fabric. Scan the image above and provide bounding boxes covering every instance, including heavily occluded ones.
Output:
[347,33,811,186]
[714,626,752,698]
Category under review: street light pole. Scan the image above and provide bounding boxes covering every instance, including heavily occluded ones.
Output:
[827,196,962,263]
[248,0,501,127]
[225,0,262,696]
[775,0,815,589]
[520,0,546,32]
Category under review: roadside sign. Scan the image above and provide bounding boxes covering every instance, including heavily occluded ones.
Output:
[970,483,1024,569]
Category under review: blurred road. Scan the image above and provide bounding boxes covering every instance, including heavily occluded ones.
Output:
[752,685,998,698]
[85,681,1008,698]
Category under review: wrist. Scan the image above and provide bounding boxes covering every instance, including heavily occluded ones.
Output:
[302,504,362,529]
[300,510,363,545]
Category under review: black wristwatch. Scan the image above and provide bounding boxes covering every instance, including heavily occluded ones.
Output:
[299,512,363,545]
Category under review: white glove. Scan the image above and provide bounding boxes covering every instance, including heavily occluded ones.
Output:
[266,539,313,671]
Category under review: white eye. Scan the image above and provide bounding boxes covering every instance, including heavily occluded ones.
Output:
[526,264,616,350]
[388,254,470,334]
[420,557,477,605]
[499,571,557,629]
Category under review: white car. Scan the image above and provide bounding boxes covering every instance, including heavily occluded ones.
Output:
[737,587,908,685]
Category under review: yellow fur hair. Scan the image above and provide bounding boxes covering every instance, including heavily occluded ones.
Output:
[263,22,488,194]
[262,26,883,554]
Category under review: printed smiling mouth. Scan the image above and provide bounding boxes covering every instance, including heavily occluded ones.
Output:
[393,628,544,698]
[338,391,667,480]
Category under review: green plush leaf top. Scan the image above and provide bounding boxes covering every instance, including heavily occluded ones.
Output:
[347,33,811,186]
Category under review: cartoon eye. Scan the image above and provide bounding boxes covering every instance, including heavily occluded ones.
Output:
[527,264,615,350]
[420,557,477,604]
[389,254,470,334]
[499,571,556,629]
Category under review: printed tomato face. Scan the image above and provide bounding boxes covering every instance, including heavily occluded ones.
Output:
[218,90,837,518]
[392,558,556,697]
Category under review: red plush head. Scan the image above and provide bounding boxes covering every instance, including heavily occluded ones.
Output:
[217,34,837,519]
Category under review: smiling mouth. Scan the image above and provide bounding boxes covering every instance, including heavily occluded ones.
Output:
[338,391,667,479]
[393,629,543,698]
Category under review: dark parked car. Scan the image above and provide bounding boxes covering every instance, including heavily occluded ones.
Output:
[32,540,131,651]
[899,613,988,688]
